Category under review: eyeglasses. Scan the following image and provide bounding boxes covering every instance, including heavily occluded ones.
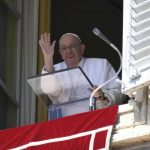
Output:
[59,43,81,52]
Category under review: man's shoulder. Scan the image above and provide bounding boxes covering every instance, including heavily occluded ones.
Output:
[84,58,108,64]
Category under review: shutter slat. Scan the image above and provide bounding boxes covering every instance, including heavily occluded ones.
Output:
[132,46,150,60]
[133,9,150,22]
[133,1,150,13]
[131,28,150,41]
[132,37,150,50]
[132,18,150,32]
[134,0,148,5]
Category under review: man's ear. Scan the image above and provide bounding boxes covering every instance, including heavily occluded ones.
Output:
[80,44,85,55]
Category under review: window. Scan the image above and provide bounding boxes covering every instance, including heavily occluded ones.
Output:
[0,0,21,129]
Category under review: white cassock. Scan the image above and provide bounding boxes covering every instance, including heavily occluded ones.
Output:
[41,57,124,111]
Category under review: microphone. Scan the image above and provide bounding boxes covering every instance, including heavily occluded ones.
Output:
[93,27,111,45]
[93,27,118,51]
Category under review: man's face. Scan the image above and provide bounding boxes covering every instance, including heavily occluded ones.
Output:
[59,35,85,68]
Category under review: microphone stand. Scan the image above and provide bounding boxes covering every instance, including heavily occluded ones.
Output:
[89,27,122,111]
[89,98,96,111]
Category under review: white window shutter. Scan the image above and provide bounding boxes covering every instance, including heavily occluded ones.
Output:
[122,0,150,94]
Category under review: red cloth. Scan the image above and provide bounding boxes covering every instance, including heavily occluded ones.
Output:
[0,105,118,150]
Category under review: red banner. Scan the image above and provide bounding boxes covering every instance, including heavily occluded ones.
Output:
[0,105,118,150]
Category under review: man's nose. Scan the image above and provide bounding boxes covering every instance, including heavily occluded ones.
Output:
[65,47,72,53]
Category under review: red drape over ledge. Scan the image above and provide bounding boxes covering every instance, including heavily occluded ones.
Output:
[0,105,118,150]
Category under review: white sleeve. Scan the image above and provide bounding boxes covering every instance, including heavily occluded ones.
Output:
[102,88,125,106]
[99,60,125,106]
[41,68,62,104]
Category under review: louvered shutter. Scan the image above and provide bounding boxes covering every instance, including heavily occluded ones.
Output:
[122,0,150,94]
